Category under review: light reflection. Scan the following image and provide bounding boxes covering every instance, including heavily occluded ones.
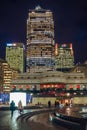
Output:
[66,107,71,115]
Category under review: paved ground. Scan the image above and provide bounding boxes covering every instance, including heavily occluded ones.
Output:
[0,107,69,130]
[0,105,85,130]
[28,112,68,130]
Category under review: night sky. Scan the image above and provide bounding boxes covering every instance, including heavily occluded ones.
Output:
[0,0,87,64]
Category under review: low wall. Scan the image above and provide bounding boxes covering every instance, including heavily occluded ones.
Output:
[52,112,86,130]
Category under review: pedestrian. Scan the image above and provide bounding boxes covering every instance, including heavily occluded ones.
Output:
[48,100,51,108]
[54,100,57,108]
[18,100,23,114]
[10,100,15,117]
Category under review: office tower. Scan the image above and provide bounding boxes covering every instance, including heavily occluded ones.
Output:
[26,6,55,72]
[6,43,25,73]
[0,59,12,92]
[55,43,74,71]
[0,59,18,92]
[2,62,12,92]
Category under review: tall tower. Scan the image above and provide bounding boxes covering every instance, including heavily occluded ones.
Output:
[26,6,55,72]
[55,43,74,72]
[6,43,25,73]
[0,59,18,92]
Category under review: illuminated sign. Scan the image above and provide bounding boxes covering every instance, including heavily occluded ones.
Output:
[7,43,12,46]
[7,43,17,47]
[13,43,16,46]
[10,92,26,106]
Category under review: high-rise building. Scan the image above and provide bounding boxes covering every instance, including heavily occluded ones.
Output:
[0,59,18,92]
[6,43,25,73]
[26,5,55,72]
[55,43,74,71]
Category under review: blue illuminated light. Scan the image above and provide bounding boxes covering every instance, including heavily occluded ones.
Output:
[7,43,17,47]
[7,43,12,46]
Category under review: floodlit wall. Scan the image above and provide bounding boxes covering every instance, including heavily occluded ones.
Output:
[73,97,87,105]
[32,97,56,105]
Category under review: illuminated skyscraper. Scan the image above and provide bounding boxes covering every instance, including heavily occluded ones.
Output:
[0,59,18,92]
[55,43,74,71]
[26,6,55,72]
[6,43,25,73]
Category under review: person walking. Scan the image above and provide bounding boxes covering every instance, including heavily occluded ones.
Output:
[10,100,15,117]
[18,100,23,114]
[48,100,51,108]
[54,100,57,108]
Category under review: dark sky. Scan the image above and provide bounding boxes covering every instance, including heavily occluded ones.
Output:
[0,0,87,64]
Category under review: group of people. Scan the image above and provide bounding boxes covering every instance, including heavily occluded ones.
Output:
[10,100,23,117]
